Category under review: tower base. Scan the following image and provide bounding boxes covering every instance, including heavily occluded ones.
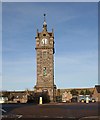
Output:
[34,85,57,102]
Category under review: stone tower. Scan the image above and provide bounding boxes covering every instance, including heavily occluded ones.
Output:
[34,14,56,102]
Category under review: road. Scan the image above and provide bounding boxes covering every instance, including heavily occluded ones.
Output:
[1,102,100,120]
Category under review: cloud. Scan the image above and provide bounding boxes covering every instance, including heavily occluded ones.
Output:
[54,50,98,88]
[2,57,36,90]
[2,2,98,90]
[55,50,98,72]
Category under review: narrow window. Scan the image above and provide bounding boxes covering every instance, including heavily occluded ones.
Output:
[43,67,47,76]
[43,34,46,36]
[43,51,47,59]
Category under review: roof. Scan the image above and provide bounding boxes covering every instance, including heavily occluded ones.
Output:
[95,85,100,93]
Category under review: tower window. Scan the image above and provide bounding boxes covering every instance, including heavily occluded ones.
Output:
[43,34,46,36]
[43,51,47,59]
[43,67,47,76]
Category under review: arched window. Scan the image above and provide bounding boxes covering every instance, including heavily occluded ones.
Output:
[43,67,47,76]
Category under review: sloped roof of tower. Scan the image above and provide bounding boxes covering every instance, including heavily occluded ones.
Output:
[37,32,53,38]
[95,85,100,93]
[36,30,53,37]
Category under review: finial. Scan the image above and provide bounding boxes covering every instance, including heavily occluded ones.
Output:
[44,14,46,22]
[43,13,47,31]
[43,14,47,31]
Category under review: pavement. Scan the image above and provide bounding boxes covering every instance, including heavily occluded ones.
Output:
[1,102,100,120]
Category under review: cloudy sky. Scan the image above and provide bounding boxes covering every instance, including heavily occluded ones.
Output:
[2,2,98,91]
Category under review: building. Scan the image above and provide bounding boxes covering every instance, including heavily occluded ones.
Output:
[11,91,28,103]
[34,14,56,102]
[57,88,94,96]
[92,85,100,102]
[0,90,34,103]
[0,86,99,103]
[0,97,8,103]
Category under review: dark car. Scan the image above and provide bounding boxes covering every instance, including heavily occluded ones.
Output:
[90,97,96,103]
[71,96,78,102]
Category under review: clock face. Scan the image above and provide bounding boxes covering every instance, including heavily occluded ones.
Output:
[41,38,48,45]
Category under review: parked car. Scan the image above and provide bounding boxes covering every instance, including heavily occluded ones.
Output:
[0,97,8,103]
[90,97,96,103]
[85,95,96,103]
[78,95,85,103]
[78,95,96,103]
[71,96,78,102]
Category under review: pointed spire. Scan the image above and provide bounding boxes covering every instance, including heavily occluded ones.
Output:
[43,14,47,31]
[44,14,46,22]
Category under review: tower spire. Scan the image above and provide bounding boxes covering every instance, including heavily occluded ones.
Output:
[44,13,46,22]
[43,14,47,31]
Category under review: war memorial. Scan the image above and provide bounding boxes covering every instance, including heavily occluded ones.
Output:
[1,14,100,104]
[1,14,100,120]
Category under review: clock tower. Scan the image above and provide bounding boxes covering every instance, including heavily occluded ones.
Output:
[34,14,56,102]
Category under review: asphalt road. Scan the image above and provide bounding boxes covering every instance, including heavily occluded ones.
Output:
[1,102,100,120]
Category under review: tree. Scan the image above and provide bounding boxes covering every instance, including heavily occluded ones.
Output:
[80,90,85,95]
[2,91,10,97]
[27,94,34,103]
[9,94,15,101]
[70,89,78,96]
[84,89,91,95]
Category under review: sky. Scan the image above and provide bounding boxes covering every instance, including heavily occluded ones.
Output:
[2,2,98,91]
[1,0,99,2]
